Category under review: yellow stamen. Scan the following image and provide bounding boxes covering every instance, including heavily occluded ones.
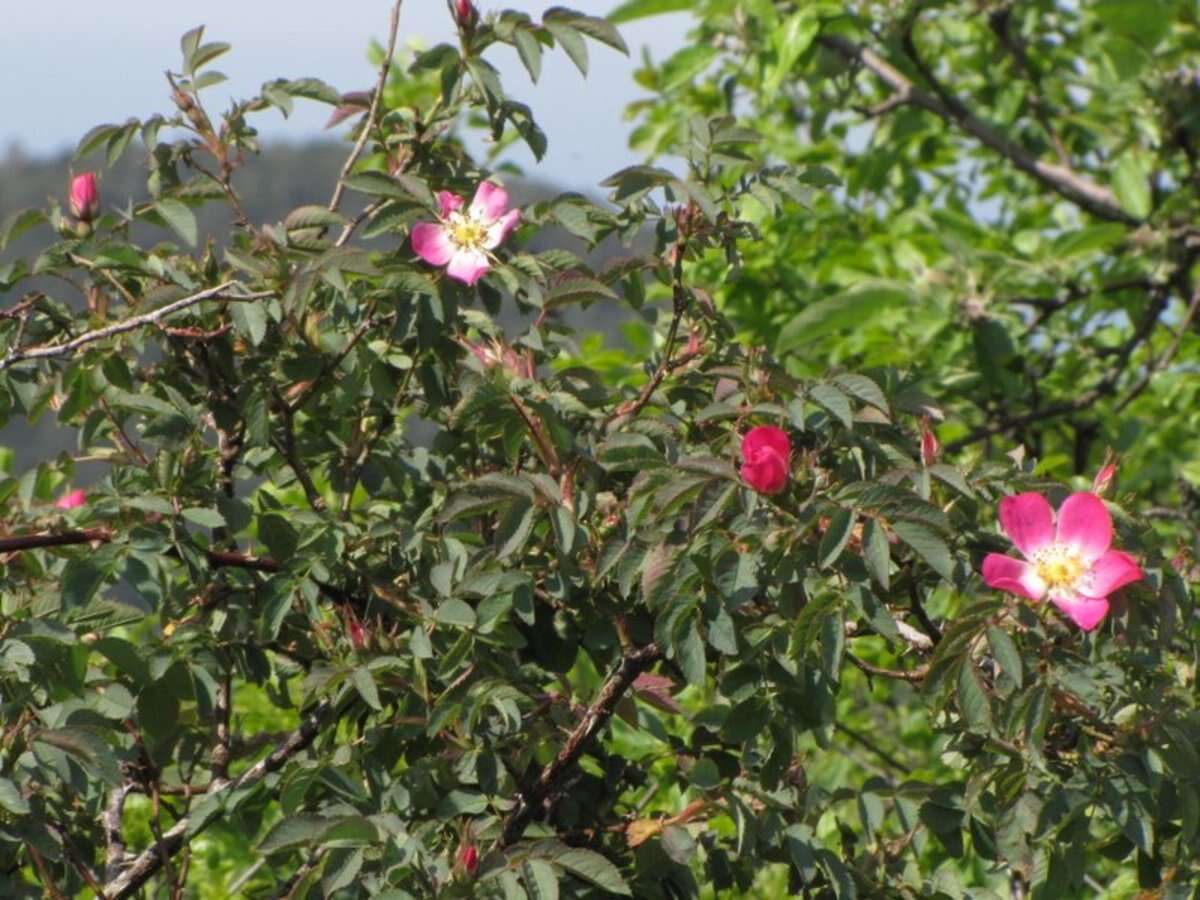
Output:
[448,214,488,250]
[1033,544,1086,591]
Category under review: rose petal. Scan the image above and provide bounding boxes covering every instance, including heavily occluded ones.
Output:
[483,208,520,249]
[446,248,490,285]
[469,181,510,223]
[55,489,87,510]
[998,493,1055,558]
[981,553,1047,601]
[411,222,455,266]
[1050,593,1109,631]
[742,426,791,464]
[740,456,788,494]
[1055,492,1113,561]
[437,191,464,218]
[1085,550,1141,598]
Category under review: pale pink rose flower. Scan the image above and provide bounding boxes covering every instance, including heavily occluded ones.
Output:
[411,182,519,286]
[982,492,1141,631]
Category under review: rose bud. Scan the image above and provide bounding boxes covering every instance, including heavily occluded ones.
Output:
[69,173,100,223]
[457,843,479,875]
[454,0,477,28]
[1092,454,1118,497]
[920,419,941,467]
[740,426,791,495]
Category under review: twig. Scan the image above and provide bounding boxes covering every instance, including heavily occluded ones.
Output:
[328,1,405,215]
[847,652,929,684]
[0,282,273,371]
[102,700,336,899]
[211,675,232,783]
[819,34,1132,224]
[272,391,329,513]
[834,721,911,774]
[104,785,130,883]
[0,528,279,573]
[335,199,387,248]
[1114,289,1200,413]
[496,644,661,848]
[605,236,690,428]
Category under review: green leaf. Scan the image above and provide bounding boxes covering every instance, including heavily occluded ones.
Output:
[809,383,853,429]
[1112,152,1151,219]
[544,21,589,75]
[155,198,198,247]
[607,0,690,24]
[818,507,855,568]
[863,519,890,590]
[892,520,954,581]
[778,283,912,351]
[554,848,632,896]
[436,599,477,629]
[545,8,629,55]
[0,778,29,815]
[285,205,347,231]
[352,667,382,711]
[514,28,544,82]
[257,815,328,855]
[62,558,107,607]
[523,859,560,900]
[986,626,1023,689]
[956,661,992,734]
[764,11,818,95]
[182,507,226,529]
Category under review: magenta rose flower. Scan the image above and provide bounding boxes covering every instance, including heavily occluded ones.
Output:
[982,491,1141,631]
[68,172,100,223]
[411,182,520,286]
[740,426,791,495]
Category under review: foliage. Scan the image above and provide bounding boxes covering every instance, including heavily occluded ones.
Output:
[0,3,1197,899]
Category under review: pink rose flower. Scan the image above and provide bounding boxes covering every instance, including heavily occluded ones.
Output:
[69,172,100,223]
[740,426,791,495]
[411,182,519,286]
[920,420,941,467]
[981,491,1141,631]
[55,489,87,510]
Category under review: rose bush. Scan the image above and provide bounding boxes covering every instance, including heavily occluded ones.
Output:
[0,2,1196,899]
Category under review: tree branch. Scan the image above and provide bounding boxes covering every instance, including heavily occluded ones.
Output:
[818,34,1133,224]
[0,528,279,573]
[102,700,335,899]
[496,644,661,848]
[327,1,405,215]
[0,282,273,371]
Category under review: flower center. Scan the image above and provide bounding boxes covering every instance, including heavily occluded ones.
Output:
[1033,544,1086,591]
[448,213,488,251]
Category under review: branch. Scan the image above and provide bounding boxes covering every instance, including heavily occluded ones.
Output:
[327,1,405,215]
[847,652,929,684]
[0,528,279,573]
[103,785,130,884]
[496,644,661,848]
[0,282,273,371]
[102,700,336,899]
[818,34,1133,224]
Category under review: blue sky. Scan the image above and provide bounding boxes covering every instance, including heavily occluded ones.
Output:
[2,1,687,189]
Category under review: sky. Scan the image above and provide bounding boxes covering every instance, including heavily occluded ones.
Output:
[1,1,688,190]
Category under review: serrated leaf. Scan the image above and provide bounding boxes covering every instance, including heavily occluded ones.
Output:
[986,626,1023,689]
[779,283,912,351]
[809,383,853,429]
[544,21,589,75]
[0,778,29,815]
[957,661,992,734]
[514,28,544,82]
[554,849,632,896]
[523,859,559,900]
[862,519,890,590]
[352,667,382,711]
[892,520,954,581]
[285,205,347,231]
[818,507,855,568]
[155,199,198,247]
[182,507,226,529]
